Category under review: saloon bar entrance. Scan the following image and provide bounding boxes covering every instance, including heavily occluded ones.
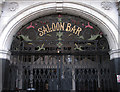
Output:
[7,14,117,91]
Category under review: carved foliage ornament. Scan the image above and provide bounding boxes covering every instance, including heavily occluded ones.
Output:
[101,1,112,10]
[8,2,18,11]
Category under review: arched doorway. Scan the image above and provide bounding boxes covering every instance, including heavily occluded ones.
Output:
[8,14,117,91]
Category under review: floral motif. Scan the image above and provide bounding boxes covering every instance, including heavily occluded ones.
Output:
[57,42,63,48]
[8,2,19,11]
[101,1,112,10]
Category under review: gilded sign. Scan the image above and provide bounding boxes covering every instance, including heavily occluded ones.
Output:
[38,22,82,36]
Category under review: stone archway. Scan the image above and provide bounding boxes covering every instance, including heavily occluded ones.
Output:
[0,2,119,60]
[8,14,117,91]
[0,1,119,91]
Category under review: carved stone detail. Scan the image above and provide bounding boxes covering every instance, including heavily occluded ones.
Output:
[8,2,19,11]
[101,1,112,10]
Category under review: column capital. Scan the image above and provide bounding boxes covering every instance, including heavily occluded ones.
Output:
[0,50,11,60]
[109,49,120,60]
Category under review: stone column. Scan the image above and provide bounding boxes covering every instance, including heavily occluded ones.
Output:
[0,59,10,92]
[112,58,120,92]
[0,59,2,92]
[0,50,11,92]
[109,50,120,92]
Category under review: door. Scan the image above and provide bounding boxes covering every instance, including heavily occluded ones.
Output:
[9,54,117,91]
[7,14,117,91]
[24,55,73,91]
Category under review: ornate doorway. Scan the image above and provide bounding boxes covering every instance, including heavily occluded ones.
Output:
[8,14,117,91]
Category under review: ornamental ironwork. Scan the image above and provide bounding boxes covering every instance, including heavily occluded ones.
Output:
[6,14,117,91]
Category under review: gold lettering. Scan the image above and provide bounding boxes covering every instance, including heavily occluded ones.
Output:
[59,22,64,31]
[56,22,60,31]
[75,27,82,36]
[52,23,56,31]
[46,24,52,32]
[71,25,76,33]
[38,22,82,37]
[66,23,71,31]
[38,28,43,36]
[43,26,48,34]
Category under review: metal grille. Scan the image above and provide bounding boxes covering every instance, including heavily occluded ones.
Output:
[8,54,117,91]
[7,14,117,91]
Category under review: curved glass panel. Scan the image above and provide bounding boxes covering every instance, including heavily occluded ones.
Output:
[11,14,109,53]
